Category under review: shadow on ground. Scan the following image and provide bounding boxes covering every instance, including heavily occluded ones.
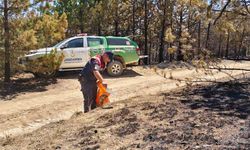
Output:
[0,77,57,100]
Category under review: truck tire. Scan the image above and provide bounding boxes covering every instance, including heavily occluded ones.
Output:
[107,60,124,76]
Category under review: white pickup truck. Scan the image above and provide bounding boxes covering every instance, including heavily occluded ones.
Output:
[19,34,141,76]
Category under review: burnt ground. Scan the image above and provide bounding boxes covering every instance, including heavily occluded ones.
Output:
[1,77,249,150]
[0,77,57,100]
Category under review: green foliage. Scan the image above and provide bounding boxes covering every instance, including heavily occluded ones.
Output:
[165,28,176,43]
[215,19,236,36]
[180,25,196,61]
[15,29,38,51]
[35,12,68,47]
[0,10,68,78]
[25,49,64,78]
[167,46,177,54]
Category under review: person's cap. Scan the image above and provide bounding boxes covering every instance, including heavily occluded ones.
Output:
[104,52,114,61]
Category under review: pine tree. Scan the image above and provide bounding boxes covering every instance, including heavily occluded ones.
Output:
[1,0,30,82]
[35,12,68,48]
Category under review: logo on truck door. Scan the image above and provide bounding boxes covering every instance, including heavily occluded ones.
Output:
[70,51,75,57]
[63,50,83,63]
[64,58,82,63]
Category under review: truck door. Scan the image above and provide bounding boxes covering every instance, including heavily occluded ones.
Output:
[60,38,89,68]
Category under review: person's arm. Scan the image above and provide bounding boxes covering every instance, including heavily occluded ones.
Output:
[93,70,104,83]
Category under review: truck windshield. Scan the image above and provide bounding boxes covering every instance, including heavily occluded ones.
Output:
[53,39,68,48]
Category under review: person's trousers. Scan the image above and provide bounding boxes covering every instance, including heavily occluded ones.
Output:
[80,80,97,113]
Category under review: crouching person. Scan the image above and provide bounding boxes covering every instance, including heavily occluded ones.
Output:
[78,52,114,113]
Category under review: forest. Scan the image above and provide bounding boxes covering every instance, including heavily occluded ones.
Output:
[0,1,250,149]
[0,0,250,82]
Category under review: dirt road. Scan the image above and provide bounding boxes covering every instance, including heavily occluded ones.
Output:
[0,60,249,140]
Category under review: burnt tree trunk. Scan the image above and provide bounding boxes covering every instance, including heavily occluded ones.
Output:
[79,4,84,33]
[169,1,174,62]
[197,20,201,55]
[238,28,246,57]
[144,0,148,64]
[177,8,184,61]
[205,22,211,49]
[234,43,237,58]
[225,32,230,58]
[132,0,136,40]
[98,20,101,35]
[187,0,191,32]
[218,35,222,58]
[149,30,152,64]
[159,0,167,63]
[114,2,119,36]
[114,20,119,36]
[4,0,11,83]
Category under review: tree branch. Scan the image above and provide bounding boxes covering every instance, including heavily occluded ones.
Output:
[212,9,248,16]
[242,0,250,14]
[213,0,231,25]
[8,0,39,11]
[9,0,20,9]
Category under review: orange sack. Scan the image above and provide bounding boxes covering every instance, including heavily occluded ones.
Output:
[96,81,110,107]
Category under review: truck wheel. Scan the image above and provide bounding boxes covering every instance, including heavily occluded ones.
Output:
[107,60,123,76]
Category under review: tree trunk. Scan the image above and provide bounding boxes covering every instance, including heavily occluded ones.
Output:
[225,32,230,58]
[197,20,201,55]
[187,12,190,32]
[238,28,245,58]
[79,7,84,33]
[205,22,211,49]
[169,43,173,62]
[218,35,222,58]
[114,20,119,36]
[159,0,167,63]
[98,20,101,35]
[187,0,191,32]
[169,1,174,62]
[213,0,231,25]
[132,0,135,40]
[177,8,183,61]
[114,2,119,36]
[144,0,148,64]
[234,44,237,59]
[149,30,152,64]
[4,0,11,83]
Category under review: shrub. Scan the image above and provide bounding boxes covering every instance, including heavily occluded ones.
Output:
[25,49,64,78]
